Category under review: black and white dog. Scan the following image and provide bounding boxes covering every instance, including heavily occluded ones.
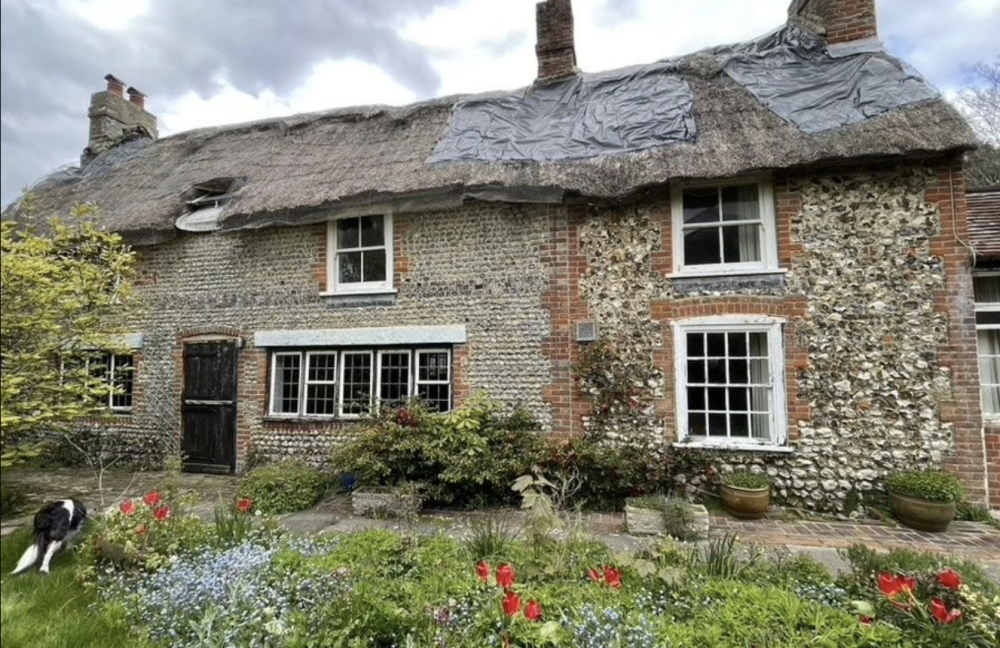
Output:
[11,499,88,575]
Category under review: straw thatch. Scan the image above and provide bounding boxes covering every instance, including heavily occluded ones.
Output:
[6,50,977,246]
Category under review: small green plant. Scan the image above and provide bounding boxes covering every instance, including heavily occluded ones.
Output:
[237,462,327,514]
[838,544,998,596]
[884,470,964,503]
[629,496,700,541]
[213,498,256,547]
[465,514,522,562]
[722,472,773,490]
[693,533,763,579]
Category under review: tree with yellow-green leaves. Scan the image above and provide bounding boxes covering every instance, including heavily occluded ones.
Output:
[1,199,136,467]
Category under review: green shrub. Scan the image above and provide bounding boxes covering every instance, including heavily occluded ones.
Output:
[838,544,998,597]
[237,462,327,514]
[1,480,26,519]
[722,472,773,490]
[331,396,546,507]
[884,470,964,503]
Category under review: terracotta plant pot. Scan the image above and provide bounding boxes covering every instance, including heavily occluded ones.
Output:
[720,484,771,520]
[888,491,957,533]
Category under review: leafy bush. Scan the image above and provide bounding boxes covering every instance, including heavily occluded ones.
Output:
[884,470,964,503]
[237,462,327,514]
[88,491,211,573]
[838,544,998,597]
[331,397,546,507]
[722,472,773,490]
[1,480,25,519]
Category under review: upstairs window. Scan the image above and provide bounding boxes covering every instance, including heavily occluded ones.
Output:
[328,214,393,295]
[672,180,778,276]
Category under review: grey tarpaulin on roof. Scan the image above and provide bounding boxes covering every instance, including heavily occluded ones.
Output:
[428,62,697,164]
[716,26,940,134]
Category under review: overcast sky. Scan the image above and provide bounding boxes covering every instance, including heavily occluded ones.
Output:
[2,0,998,208]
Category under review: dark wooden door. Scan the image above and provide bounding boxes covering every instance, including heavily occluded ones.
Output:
[182,342,238,474]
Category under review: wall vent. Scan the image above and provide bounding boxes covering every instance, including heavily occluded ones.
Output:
[575,321,598,343]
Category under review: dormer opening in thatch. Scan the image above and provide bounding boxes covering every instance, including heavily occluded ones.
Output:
[176,178,239,233]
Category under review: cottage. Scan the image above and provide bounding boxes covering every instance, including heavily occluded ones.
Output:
[7,0,997,511]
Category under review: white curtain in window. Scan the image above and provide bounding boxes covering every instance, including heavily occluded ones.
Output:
[734,186,761,263]
[979,330,1000,415]
[749,332,770,439]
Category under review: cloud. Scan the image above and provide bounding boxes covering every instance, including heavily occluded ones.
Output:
[3,0,999,208]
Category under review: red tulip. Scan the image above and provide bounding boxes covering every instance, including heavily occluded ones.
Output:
[588,569,602,583]
[936,569,963,591]
[604,567,622,590]
[476,561,491,582]
[503,591,522,618]
[525,601,542,622]
[144,492,162,507]
[930,599,962,625]
[120,500,137,516]
[878,573,916,599]
[860,616,874,627]
[497,564,516,591]
[237,499,253,514]
[153,506,172,522]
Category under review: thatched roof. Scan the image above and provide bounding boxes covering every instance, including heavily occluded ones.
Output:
[6,40,978,246]
[969,188,1000,263]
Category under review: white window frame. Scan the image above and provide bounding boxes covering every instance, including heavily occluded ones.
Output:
[415,349,453,413]
[269,352,304,417]
[108,353,134,413]
[673,316,789,451]
[326,212,394,296]
[975,272,1000,420]
[376,350,412,410]
[339,350,375,419]
[303,351,339,418]
[671,178,780,277]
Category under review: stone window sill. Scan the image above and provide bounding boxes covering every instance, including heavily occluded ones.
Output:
[673,442,795,454]
[668,268,789,280]
[263,416,351,425]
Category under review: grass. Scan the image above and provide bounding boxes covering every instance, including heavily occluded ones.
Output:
[0,530,143,648]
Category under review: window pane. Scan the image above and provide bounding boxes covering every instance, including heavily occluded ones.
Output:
[707,334,726,357]
[341,354,372,416]
[728,333,748,357]
[380,352,411,406]
[707,359,727,384]
[721,185,760,222]
[729,387,749,412]
[722,225,762,264]
[729,359,749,385]
[689,413,707,436]
[339,252,362,284]
[360,215,385,247]
[306,384,337,416]
[688,360,706,384]
[272,355,301,415]
[683,188,720,224]
[751,413,771,439]
[308,353,337,383]
[363,250,387,283]
[111,355,134,409]
[417,383,451,413]
[337,218,360,249]
[684,228,721,266]
[688,387,706,411]
[708,387,726,411]
[418,352,450,382]
[708,413,728,437]
[749,359,770,385]
[749,332,769,357]
[974,276,1000,303]
[687,333,705,358]
[730,413,750,437]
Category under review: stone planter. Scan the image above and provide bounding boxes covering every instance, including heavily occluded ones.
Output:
[720,484,771,520]
[625,500,710,539]
[352,489,422,519]
[888,491,957,533]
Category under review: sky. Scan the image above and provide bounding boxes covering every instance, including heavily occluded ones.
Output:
[1,0,998,208]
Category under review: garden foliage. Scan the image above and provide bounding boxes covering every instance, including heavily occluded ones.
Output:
[884,470,965,503]
[237,462,327,514]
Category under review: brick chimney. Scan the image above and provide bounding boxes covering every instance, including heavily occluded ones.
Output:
[788,0,878,44]
[535,0,577,84]
[83,74,158,165]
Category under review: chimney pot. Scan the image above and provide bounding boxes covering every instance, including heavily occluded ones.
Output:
[535,0,577,84]
[127,87,148,111]
[104,73,126,98]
